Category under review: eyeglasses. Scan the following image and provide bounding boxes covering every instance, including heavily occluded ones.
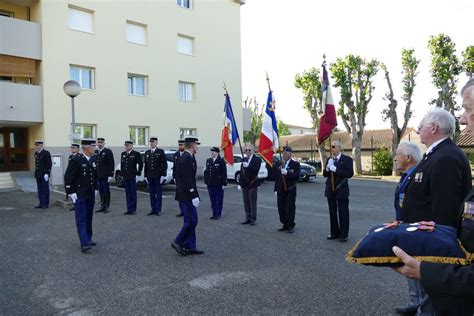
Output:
[244,149,252,152]
[331,145,336,148]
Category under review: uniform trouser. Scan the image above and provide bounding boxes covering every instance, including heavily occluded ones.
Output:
[242,187,258,222]
[75,196,94,247]
[175,201,198,250]
[147,178,162,213]
[124,178,137,212]
[327,197,349,238]
[406,278,434,315]
[207,185,224,218]
[98,179,111,209]
[277,188,296,228]
[36,177,50,207]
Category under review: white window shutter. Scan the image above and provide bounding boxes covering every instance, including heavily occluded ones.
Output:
[127,23,146,45]
[68,8,93,33]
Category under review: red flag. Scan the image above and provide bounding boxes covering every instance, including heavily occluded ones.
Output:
[317,63,337,144]
[221,124,234,164]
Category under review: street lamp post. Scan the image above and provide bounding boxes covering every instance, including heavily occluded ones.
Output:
[63,80,81,142]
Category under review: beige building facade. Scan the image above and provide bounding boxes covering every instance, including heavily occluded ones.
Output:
[0,0,244,183]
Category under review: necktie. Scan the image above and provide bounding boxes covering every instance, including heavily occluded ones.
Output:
[334,157,338,164]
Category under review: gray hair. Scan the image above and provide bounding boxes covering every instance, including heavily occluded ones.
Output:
[332,140,343,150]
[422,107,455,136]
[244,144,254,151]
[397,141,422,163]
[461,78,474,97]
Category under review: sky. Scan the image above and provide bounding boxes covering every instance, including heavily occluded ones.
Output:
[240,0,473,130]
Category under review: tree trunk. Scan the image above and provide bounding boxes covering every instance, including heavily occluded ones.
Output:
[391,130,399,176]
[319,144,328,171]
[352,134,362,175]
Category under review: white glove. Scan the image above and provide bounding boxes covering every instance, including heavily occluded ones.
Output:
[281,168,288,175]
[329,165,337,172]
[135,175,139,182]
[192,197,200,208]
[222,186,225,190]
[237,185,242,191]
[95,190,98,197]
[242,162,249,168]
[107,176,113,183]
[274,191,278,197]
[327,158,334,166]
[160,176,166,184]
[144,178,148,184]
[44,174,49,181]
[70,193,78,204]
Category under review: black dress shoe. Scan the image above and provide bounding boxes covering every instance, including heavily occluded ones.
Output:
[103,209,110,214]
[69,207,75,211]
[41,206,48,209]
[129,211,136,215]
[287,227,295,233]
[186,249,204,255]
[210,216,216,220]
[278,226,288,231]
[34,205,42,209]
[89,241,97,246]
[241,220,251,225]
[81,246,92,253]
[147,212,157,216]
[339,237,348,242]
[395,305,418,315]
[171,242,187,256]
[250,222,256,226]
[96,209,105,213]
[326,235,338,240]
[124,211,131,215]
[176,213,184,217]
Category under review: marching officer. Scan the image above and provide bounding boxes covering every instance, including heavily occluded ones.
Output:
[238,144,262,226]
[64,139,98,253]
[67,143,80,211]
[34,140,52,209]
[171,136,204,256]
[144,137,168,216]
[121,140,143,215]
[173,139,185,217]
[204,147,227,220]
[274,146,300,233]
[95,137,115,213]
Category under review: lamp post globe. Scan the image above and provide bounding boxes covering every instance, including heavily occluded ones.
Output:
[63,80,81,98]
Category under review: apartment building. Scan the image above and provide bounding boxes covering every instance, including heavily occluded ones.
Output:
[0,0,244,184]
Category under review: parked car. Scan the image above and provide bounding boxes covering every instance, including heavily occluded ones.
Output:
[302,159,322,172]
[223,154,268,183]
[266,155,317,182]
[114,150,175,188]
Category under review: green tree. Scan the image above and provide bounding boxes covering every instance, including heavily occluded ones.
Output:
[381,48,420,175]
[243,97,263,147]
[427,34,462,116]
[277,119,291,136]
[462,45,474,79]
[294,67,328,163]
[373,148,393,176]
[330,55,379,175]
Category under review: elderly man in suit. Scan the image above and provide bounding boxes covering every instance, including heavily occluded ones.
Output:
[238,144,262,226]
[392,79,474,316]
[323,140,354,242]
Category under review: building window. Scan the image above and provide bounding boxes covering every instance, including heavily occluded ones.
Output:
[129,126,148,146]
[73,124,96,139]
[128,74,147,96]
[177,0,192,9]
[70,65,95,90]
[179,128,197,140]
[0,10,14,18]
[68,5,94,33]
[177,34,194,55]
[126,21,147,45]
[178,81,195,102]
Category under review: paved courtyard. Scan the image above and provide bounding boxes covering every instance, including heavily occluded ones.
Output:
[0,177,408,315]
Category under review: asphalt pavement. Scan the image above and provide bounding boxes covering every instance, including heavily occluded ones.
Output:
[0,177,409,315]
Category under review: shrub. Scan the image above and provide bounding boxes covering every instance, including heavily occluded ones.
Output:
[373,148,393,176]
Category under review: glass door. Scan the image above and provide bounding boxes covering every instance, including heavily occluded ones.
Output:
[0,128,29,171]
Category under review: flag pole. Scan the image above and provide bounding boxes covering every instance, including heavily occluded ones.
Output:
[223,81,244,159]
[266,72,287,192]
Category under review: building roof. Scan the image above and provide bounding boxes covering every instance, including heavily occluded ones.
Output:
[457,128,474,148]
[280,128,416,151]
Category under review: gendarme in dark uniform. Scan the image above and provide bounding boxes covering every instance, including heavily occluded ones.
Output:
[66,143,80,211]
[171,136,203,256]
[144,137,168,216]
[204,147,227,219]
[95,137,115,213]
[34,140,52,209]
[64,139,98,253]
[274,146,300,233]
[173,139,185,217]
[121,140,143,215]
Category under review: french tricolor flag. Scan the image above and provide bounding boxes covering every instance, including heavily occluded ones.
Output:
[258,90,279,166]
[317,63,337,144]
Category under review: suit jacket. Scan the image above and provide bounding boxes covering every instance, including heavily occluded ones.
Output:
[274,159,300,194]
[176,151,199,202]
[238,155,262,189]
[204,155,227,187]
[421,262,474,315]
[323,154,354,199]
[120,150,143,180]
[172,150,183,180]
[68,153,80,164]
[94,147,115,179]
[144,148,167,179]
[64,154,98,200]
[34,150,52,178]
[401,138,472,228]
